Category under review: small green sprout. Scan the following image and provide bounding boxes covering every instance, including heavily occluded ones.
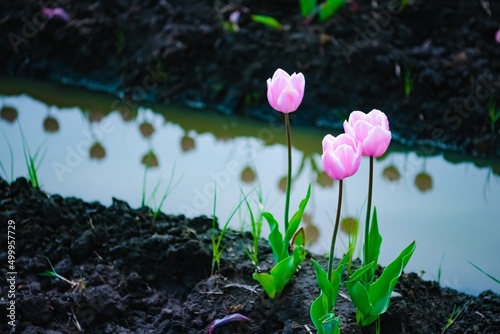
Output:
[0,130,14,182]
[441,303,467,333]
[211,185,256,275]
[488,96,500,132]
[39,257,86,290]
[242,186,264,265]
[250,15,283,30]
[141,162,183,229]
[19,123,46,189]
[437,252,446,285]
[404,68,414,103]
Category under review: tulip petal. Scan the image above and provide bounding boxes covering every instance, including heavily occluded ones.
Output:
[290,72,305,101]
[322,134,336,153]
[277,85,300,113]
[347,111,367,126]
[364,126,391,157]
[322,151,346,180]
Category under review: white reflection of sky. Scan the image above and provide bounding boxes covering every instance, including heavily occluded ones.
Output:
[1,91,500,296]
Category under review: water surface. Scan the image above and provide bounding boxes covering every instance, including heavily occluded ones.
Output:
[1,77,499,295]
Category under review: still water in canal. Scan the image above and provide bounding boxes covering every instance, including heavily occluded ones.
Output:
[1,77,499,296]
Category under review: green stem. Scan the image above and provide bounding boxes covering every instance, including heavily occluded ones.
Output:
[327,179,343,281]
[364,156,374,265]
[284,113,292,231]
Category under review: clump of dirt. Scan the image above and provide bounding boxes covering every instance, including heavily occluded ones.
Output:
[1,0,500,156]
[1,177,499,333]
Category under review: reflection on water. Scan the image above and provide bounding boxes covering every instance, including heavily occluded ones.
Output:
[1,77,500,296]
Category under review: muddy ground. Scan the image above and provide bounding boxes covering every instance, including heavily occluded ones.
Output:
[0,178,499,333]
[1,0,500,156]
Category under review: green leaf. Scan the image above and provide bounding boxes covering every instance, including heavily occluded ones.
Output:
[365,208,382,282]
[347,261,375,287]
[319,0,346,22]
[310,294,327,334]
[329,249,351,304]
[320,313,341,334]
[299,0,317,17]
[284,184,311,245]
[250,15,283,30]
[292,227,306,249]
[368,241,416,316]
[347,241,416,326]
[253,245,305,298]
[263,211,284,263]
[252,272,277,298]
[312,259,334,304]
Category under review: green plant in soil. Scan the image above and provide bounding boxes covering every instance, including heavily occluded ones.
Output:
[141,162,182,229]
[252,184,311,298]
[488,96,500,132]
[242,186,265,265]
[404,68,414,103]
[437,252,446,286]
[441,303,468,333]
[0,130,14,182]
[39,257,86,290]
[211,185,256,275]
[19,123,46,189]
[250,15,283,30]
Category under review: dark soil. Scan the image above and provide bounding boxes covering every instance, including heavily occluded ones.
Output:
[1,177,499,333]
[1,0,500,156]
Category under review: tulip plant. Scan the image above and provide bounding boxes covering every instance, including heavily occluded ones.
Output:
[251,69,415,331]
[310,109,416,332]
[253,68,310,298]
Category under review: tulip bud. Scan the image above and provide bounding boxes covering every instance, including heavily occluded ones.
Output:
[343,109,392,157]
[266,68,305,113]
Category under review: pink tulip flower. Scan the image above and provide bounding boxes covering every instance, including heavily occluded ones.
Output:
[42,8,70,22]
[496,29,500,44]
[322,133,362,180]
[267,68,305,113]
[343,109,391,157]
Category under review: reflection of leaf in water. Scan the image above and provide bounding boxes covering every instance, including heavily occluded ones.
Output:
[141,150,158,167]
[302,213,319,246]
[43,116,60,133]
[0,106,18,123]
[88,110,104,123]
[119,109,136,122]
[415,172,432,192]
[278,176,287,193]
[90,142,106,160]
[340,217,358,236]
[240,166,256,183]
[316,170,334,188]
[382,165,400,181]
[180,135,195,152]
[139,122,155,138]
